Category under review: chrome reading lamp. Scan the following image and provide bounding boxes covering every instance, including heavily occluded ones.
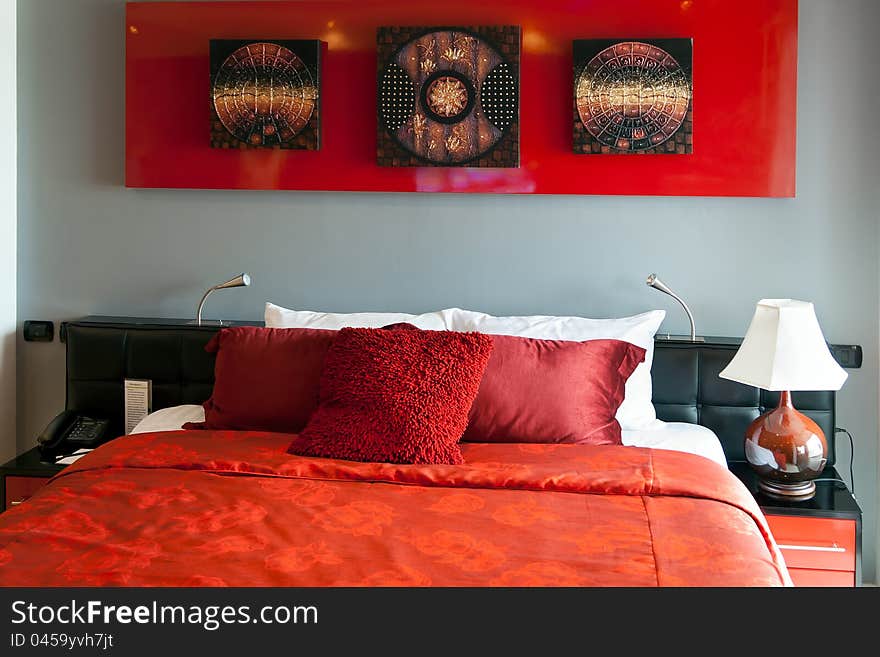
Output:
[646,273,703,342]
[195,273,251,326]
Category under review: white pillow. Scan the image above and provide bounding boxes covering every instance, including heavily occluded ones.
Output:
[446,308,665,430]
[130,404,205,434]
[264,302,452,330]
[622,420,727,468]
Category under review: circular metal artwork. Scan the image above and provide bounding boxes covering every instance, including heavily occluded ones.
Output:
[213,42,318,147]
[421,70,476,124]
[576,41,691,152]
[379,29,518,165]
[426,77,467,117]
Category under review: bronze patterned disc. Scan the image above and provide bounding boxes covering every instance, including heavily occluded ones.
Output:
[576,41,691,152]
[213,42,318,147]
[426,75,471,120]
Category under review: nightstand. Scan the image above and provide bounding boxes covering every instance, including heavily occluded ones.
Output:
[0,448,66,512]
[729,462,862,587]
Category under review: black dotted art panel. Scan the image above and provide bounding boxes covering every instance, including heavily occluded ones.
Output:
[377,26,520,167]
[380,64,416,131]
[481,62,517,131]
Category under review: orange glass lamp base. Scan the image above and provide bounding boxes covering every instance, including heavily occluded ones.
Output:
[743,391,828,501]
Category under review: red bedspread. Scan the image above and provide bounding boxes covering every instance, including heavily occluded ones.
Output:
[0,431,790,586]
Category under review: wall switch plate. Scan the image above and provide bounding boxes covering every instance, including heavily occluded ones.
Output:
[829,343,862,369]
[23,320,54,342]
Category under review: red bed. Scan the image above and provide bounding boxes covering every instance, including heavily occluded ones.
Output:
[0,430,790,587]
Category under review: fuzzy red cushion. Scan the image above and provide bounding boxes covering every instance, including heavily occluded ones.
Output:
[289,327,494,465]
[462,336,646,445]
[185,327,336,433]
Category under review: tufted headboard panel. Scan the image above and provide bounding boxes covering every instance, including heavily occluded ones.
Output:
[64,322,221,439]
[62,318,837,466]
[652,339,836,465]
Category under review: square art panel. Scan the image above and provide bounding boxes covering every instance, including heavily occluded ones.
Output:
[210,39,321,150]
[377,26,521,167]
[573,39,693,154]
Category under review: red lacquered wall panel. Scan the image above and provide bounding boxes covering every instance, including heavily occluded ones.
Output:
[125,0,798,196]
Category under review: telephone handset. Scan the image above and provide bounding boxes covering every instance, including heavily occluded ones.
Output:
[37,411,112,460]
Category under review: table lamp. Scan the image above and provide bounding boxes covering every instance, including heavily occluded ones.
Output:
[719,299,847,500]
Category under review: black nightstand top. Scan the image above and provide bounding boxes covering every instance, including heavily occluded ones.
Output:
[0,447,67,478]
[728,461,862,521]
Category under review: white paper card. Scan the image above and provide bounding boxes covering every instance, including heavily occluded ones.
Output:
[124,379,152,435]
[56,448,94,465]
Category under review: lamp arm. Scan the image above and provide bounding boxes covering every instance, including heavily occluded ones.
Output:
[665,289,696,342]
[196,286,217,327]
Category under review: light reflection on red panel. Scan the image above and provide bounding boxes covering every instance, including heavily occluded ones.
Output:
[125,0,798,196]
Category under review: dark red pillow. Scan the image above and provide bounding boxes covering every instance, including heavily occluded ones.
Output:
[288,327,494,465]
[462,336,646,445]
[186,327,336,433]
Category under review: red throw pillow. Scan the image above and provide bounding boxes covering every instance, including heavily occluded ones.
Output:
[289,327,494,465]
[186,327,336,433]
[462,336,646,445]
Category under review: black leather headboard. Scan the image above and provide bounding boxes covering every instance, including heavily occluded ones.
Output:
[652,339,836,464]
[63,318,837,465]
[65,321,220,439]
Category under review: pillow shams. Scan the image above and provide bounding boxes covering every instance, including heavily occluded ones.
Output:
[189,327,335,433]
[447,308,664,430]
[463,335,646,445]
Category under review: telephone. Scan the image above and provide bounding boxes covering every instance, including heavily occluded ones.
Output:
[37,411,113,460]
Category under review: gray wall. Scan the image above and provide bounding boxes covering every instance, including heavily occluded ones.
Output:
[0,0,15,465]
[16,0,880,583]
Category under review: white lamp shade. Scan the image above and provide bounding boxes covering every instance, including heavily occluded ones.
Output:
[719,299,847,391]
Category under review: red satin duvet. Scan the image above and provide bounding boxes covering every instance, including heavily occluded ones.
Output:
[0,431,790,586]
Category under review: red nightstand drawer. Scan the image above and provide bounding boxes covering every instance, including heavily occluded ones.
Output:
[4,476,51,509]
[766,515,856,572]
[787,568,854,587]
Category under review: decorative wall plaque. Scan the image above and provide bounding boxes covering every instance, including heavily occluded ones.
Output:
[210,39,321,150]
[573,39,692,155]
[377,26,520,167]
